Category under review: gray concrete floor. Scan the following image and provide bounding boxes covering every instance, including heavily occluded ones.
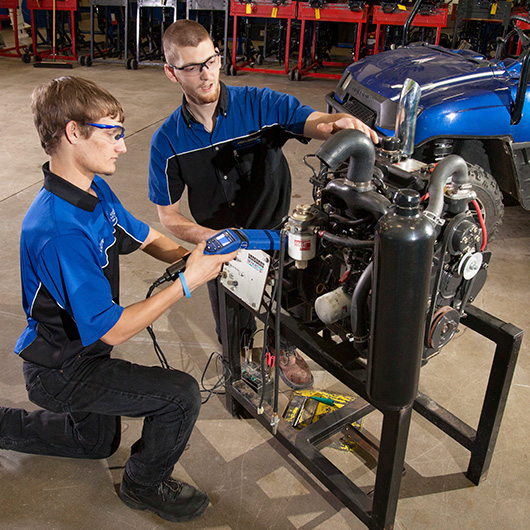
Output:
[1,26,529,530]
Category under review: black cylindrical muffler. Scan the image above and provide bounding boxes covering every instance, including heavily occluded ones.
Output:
[367,189,435,410]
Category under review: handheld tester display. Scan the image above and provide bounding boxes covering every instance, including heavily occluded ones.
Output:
[204,229,281,255]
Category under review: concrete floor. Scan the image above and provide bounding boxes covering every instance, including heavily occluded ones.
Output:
[0,26,529,530]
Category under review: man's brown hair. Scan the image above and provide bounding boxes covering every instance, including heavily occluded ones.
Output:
[31,76,125,155]
[163,20,214,66]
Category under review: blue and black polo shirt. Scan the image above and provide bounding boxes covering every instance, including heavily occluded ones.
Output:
[148,82,314,230]
[15,163,150,368]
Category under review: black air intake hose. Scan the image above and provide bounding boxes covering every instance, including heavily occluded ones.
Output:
[316,129,375,184]
[320,231,375,248]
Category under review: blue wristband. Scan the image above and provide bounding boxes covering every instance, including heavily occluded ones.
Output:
[178,272,191,298]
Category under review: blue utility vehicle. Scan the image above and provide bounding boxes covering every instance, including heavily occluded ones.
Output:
[327,14,530,237]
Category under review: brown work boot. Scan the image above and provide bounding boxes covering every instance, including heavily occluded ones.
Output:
[267,329,313,389]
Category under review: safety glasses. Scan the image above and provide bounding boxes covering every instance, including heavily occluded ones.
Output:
[168,53,221,77]
[86,122,125,141]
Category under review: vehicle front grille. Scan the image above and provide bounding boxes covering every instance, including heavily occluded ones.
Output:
[342,96,377,128]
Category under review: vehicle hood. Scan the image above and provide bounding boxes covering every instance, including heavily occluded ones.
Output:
[346,44,509,101]
[342,44,522,141]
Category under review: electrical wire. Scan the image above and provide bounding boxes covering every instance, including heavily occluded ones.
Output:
[257,262,281,412]
[271,231,287,429]
[472,199,488,251]
[200,351,232,404]
[145,271,228,404]
[145,276,174,370]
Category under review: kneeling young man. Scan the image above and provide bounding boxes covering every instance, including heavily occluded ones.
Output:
[1,76,235,523]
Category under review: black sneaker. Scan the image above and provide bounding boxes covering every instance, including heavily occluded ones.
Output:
[119,472,209,522]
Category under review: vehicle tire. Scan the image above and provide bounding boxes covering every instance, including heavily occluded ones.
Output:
[467,163,504,243]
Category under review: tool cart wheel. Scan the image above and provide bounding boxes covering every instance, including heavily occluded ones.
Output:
[22,53,31,64]
[224,63,236,76]
[79,55,92,66]
[126,57,138,70]
[256,53,264,65]
[288,68,296,80]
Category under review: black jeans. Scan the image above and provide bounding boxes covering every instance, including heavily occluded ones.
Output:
[0,354,201,486]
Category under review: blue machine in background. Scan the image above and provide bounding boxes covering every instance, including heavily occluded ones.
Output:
[327,14,530,214]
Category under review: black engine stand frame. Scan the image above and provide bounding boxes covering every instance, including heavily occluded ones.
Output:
[219,284,523,530]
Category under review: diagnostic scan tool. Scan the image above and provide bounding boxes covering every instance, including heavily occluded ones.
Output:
[204,229,281,255]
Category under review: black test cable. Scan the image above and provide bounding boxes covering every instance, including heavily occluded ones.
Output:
[251,232,288,422]
[256,237,298,415]
[270,230,287,432]
[256,267,279,414]
[145,255,232,404]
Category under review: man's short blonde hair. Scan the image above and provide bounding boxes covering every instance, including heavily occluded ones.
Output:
[31,76,124,155]
[163,20,214,66]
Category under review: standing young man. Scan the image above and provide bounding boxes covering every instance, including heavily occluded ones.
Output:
[1,76,235,523]
[148,20,378,389]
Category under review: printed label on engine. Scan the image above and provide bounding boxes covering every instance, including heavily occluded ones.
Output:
[294,239,312,251]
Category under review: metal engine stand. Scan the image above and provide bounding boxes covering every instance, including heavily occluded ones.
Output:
[219,285,522,529]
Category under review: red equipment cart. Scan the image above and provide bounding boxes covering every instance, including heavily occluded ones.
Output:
[511,7,530,56]
[293,2,369,81]
[0,0,31,61]
[372,3,448,54]
[228,0,298,76]
[27,0,78,62]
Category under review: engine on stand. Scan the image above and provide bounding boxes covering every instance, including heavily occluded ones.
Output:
[282,78,490,366]
[215,79,522,530]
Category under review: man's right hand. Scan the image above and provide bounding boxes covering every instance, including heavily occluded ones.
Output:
[180,241,237,293]
[101,244,236,346]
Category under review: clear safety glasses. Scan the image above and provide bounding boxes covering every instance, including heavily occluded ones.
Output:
[168,53,221,77]
[86,122,125,142]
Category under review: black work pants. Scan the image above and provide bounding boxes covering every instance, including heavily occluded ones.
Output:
[0,354,201,486]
